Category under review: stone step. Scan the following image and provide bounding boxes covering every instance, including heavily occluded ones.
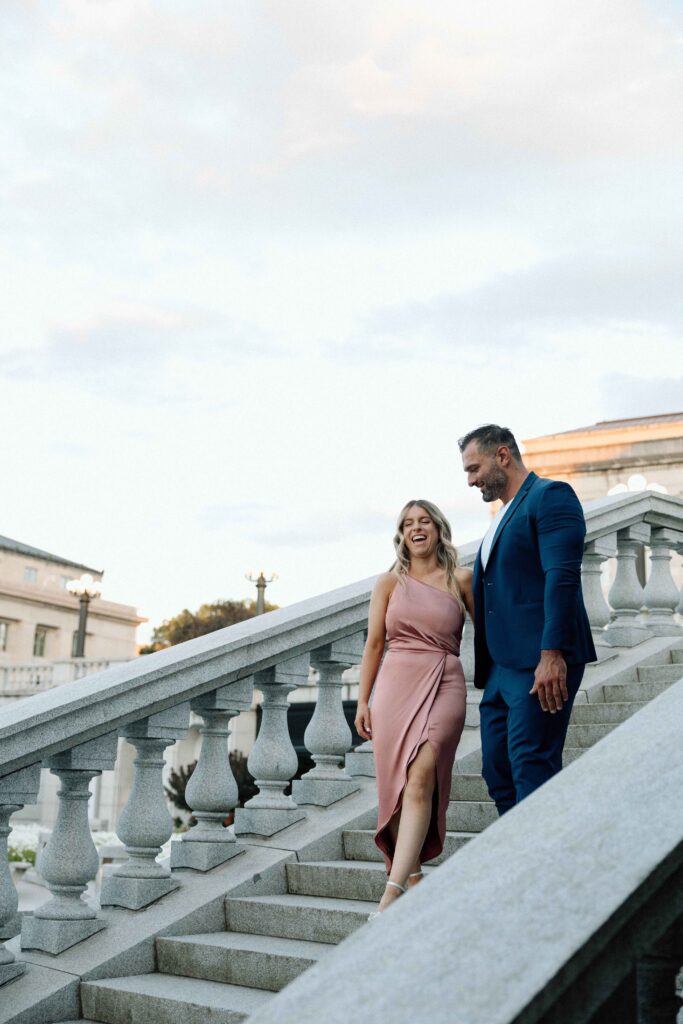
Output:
[445,800,498,833]
[603,678,673,703]
[156,931,330,992]
[636,664,683,683]
[345,748,375,777]
[286,859,392,902]
[81,973,272,1024]
[570,701,646,724]
[671,649,683,664]
[562,747,586,765]
[450,773,491,802]
[342,828,472,865]
[565,722,617,748]
[225,892,374,944]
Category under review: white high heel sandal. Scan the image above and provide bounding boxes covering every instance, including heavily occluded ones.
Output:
[368,879,407,921]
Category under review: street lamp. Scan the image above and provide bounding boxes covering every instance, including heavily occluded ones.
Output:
[245,571,278,615]
[66,573,102,657]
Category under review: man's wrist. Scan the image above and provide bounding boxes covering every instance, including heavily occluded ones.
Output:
[540,649,564,659]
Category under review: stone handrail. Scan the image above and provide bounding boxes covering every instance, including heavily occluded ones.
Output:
[0,489,682,986]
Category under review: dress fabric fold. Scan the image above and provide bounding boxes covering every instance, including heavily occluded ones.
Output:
[372,574,466,872]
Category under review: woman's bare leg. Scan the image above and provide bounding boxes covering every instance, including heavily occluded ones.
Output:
[378,743,436,911]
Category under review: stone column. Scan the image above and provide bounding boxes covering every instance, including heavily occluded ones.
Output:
[0,766,41,986]
[172,678,252,871]
[605,525,654,647]
[293,635,363,807]
[582,537,615,642]
[21,733,118,955]
[100,703,190,909]
[643,528,683,635]
[234,654,309,837]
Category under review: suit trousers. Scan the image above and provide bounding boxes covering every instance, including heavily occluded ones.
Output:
[479,660,585,815]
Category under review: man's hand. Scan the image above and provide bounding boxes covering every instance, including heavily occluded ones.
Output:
[530,650,568,713]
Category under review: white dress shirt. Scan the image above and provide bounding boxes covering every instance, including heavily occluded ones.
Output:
[480,499,513,571]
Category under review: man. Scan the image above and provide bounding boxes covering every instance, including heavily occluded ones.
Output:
[459,424,596,815]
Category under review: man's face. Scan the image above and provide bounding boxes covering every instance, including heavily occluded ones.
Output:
[461,441,508,502]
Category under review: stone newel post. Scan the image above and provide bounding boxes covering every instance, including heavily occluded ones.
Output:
[293,634,364,807]
[0,766,40,986]
[605,525,654,647]
[581,537,615,641]
[642,527,683,635]
[172,678,252,871]
[21,733,118,955]
[100,703,190,909]
[234,654,309,837]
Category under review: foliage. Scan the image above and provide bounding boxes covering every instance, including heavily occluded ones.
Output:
[164,751,258,819]
[141,598,278,653]
[8,845,36,865]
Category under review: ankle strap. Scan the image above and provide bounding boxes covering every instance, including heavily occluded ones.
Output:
[386,880,407,894]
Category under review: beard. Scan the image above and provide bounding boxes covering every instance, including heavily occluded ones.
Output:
[480,466,507,502]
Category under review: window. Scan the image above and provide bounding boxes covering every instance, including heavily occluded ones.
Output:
[60,576,71,590]
[71,631,79,657]
[33,626,48,658]
[24,567,38,584]
[0,622,8,651]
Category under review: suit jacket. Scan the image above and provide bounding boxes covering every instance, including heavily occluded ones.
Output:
[472,472,597,689]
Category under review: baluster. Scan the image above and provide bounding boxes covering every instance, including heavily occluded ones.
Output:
[172,679,252,871]
[643,528,683,635]
[0,766,40,986]
[582,537,615,642]
[234,654,308,837]
[292,635,363,807]
[100,704,190,908]
[21,733,118,955]
[605,525,654,647]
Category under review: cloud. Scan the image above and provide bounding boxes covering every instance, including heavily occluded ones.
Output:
[599,374,683,419]
[0,306,276,397]
[338,244,683,359]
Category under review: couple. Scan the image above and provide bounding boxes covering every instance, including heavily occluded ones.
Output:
[355,423,596,915]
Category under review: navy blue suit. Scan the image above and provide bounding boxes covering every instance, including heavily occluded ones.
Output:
[473,472,597,813]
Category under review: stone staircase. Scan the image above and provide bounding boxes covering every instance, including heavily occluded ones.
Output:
[65,645,683,1024]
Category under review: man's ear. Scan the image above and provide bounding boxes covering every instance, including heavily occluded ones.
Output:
[496,445,511,467]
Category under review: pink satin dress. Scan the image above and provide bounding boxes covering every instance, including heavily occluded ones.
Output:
[372,574,466,872]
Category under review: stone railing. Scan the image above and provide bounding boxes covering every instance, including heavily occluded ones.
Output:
[0,657,123,699]
[0,489,682,989]
[0,579,372,980]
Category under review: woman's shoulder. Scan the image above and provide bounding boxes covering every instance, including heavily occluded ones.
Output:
[374,571,399,595]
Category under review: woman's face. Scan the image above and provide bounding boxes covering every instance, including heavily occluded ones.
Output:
[402,505,439,560]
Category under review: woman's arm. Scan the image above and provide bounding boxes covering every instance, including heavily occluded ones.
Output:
[456,567,475,621]
[354,573,395,741]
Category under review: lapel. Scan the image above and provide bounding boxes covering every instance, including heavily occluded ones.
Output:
[485,472,538,569]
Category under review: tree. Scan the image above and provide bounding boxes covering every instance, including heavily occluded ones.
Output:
[140,598,278,653]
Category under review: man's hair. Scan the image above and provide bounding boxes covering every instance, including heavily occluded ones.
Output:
[457,424,522,461]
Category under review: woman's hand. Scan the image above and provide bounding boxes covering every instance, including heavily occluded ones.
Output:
[354,701,372,741]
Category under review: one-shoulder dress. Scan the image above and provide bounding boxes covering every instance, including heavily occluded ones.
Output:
[372,574,466,871]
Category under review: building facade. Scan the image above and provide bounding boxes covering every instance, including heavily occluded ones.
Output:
[0,535,144,664]
[521,412,683,501]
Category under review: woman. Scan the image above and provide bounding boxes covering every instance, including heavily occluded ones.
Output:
[355,500,474,914]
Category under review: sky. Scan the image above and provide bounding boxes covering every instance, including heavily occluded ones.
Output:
[1,0,682,641]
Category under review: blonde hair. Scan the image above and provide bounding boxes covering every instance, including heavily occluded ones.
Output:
[390,499,465,611]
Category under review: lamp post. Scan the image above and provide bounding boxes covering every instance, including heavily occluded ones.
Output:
[66,574,102,657]
[245,571,277,615]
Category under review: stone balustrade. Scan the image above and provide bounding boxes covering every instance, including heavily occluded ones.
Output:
[0,577,372,971]
[0,657,123,699]
[0,490,681,990]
